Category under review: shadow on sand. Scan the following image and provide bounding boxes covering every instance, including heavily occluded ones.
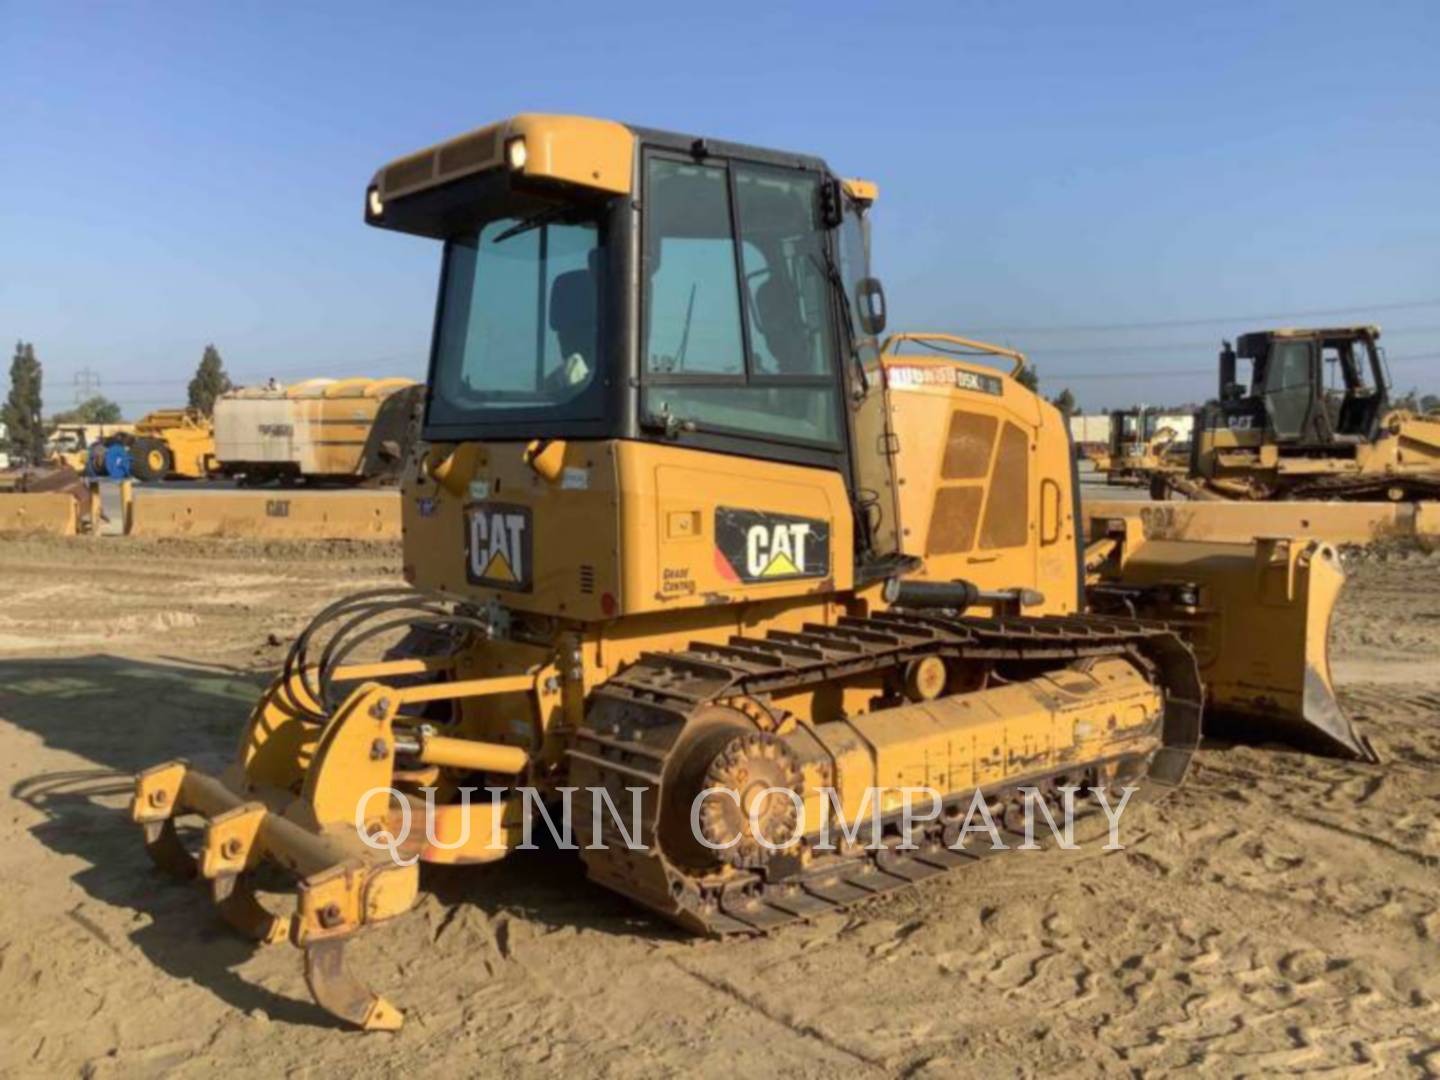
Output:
[1,654,677,1027]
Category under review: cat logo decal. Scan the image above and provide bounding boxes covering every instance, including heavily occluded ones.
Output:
[465,503,533,591]
[714,507,830,584]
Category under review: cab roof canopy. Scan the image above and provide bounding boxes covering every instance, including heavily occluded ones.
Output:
[1235,325,1381,357]
[365,113,874,239]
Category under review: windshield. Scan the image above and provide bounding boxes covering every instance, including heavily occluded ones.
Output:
[428,211,606,427]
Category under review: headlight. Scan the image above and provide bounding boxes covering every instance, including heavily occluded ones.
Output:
[506,137,528,171]
[367,187,384,217]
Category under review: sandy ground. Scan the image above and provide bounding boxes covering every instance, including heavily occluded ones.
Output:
[1,535,1438,1078]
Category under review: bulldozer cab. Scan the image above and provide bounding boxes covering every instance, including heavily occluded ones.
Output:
[369,117,902,577]
[1107,408,1188,460]
[1108,408,1146,458]
[1218,326,1387,446]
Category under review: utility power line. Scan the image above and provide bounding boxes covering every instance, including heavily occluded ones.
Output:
[967,298,1440,335]
[1020,324,1440,358]
[55,353,426,388]
[1041,350,1440,381]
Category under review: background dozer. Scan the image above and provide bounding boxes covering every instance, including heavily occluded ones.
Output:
[128,115,1371,1030]
[1173,325,1440,500]
[1091,407,1191,496]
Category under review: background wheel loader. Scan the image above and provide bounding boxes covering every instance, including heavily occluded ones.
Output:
[86,408,214,480]
[127,114,1372,1030]
[1172,325,1440,500]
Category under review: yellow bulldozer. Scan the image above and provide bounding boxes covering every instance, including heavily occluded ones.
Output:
[1090,407,1191,496]
[128,115,1372,1030]
[1172,326,1440,500]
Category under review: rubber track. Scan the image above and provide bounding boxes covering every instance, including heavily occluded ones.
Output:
[569,612,1202,936]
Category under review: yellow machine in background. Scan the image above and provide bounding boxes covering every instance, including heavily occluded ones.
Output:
[1092,408,1191,495]
[127,114,1370,1029]
[129,408,215,480]
[212,377,421,485]
[1180,326,1440,500]
[45,422,133,472]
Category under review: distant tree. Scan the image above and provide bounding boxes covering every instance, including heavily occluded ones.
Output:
[1050,387,1077,418]
[1421,393,1440,415]
[187,344,232,415]
[52,394,123,424]
[1016,364,1039,392]
[1393,387,1422,412]
[2,340,45,464]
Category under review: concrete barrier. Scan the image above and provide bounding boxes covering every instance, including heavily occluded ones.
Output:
[128,488,401,539]
[0,493,79,536]
[1085,499,1430,545]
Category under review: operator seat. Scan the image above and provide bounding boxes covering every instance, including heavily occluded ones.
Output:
[547,263,599,392]
[753,271,811,374]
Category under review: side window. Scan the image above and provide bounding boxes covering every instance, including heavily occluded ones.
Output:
[642,154,840,447]
[1265,342,1312,392]
[1344,340,1374,392]
[837,206,881,369]
[643,160,745,376]
[733,168,833,376]
[1321,345,1343,392]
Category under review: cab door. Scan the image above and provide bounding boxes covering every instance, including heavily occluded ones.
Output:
[1263,340,1315,442]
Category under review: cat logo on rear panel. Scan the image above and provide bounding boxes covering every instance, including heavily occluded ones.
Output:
[465,503,533,591]
[714,507,830,584]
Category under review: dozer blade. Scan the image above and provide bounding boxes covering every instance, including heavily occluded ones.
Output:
[1091,533,1376,762]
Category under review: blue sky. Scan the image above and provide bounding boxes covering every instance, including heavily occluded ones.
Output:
[3,1,1437,414]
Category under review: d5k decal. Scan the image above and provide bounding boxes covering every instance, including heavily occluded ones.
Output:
[465,503,533,591]
[714,507,830,584]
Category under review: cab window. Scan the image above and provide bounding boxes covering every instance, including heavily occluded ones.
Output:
[642,161,745,377]
[1265,342,1313,392]
[430,212,605,426]
[642,155,840,446]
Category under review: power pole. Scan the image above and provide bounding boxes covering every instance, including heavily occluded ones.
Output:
[74,367,100,406]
